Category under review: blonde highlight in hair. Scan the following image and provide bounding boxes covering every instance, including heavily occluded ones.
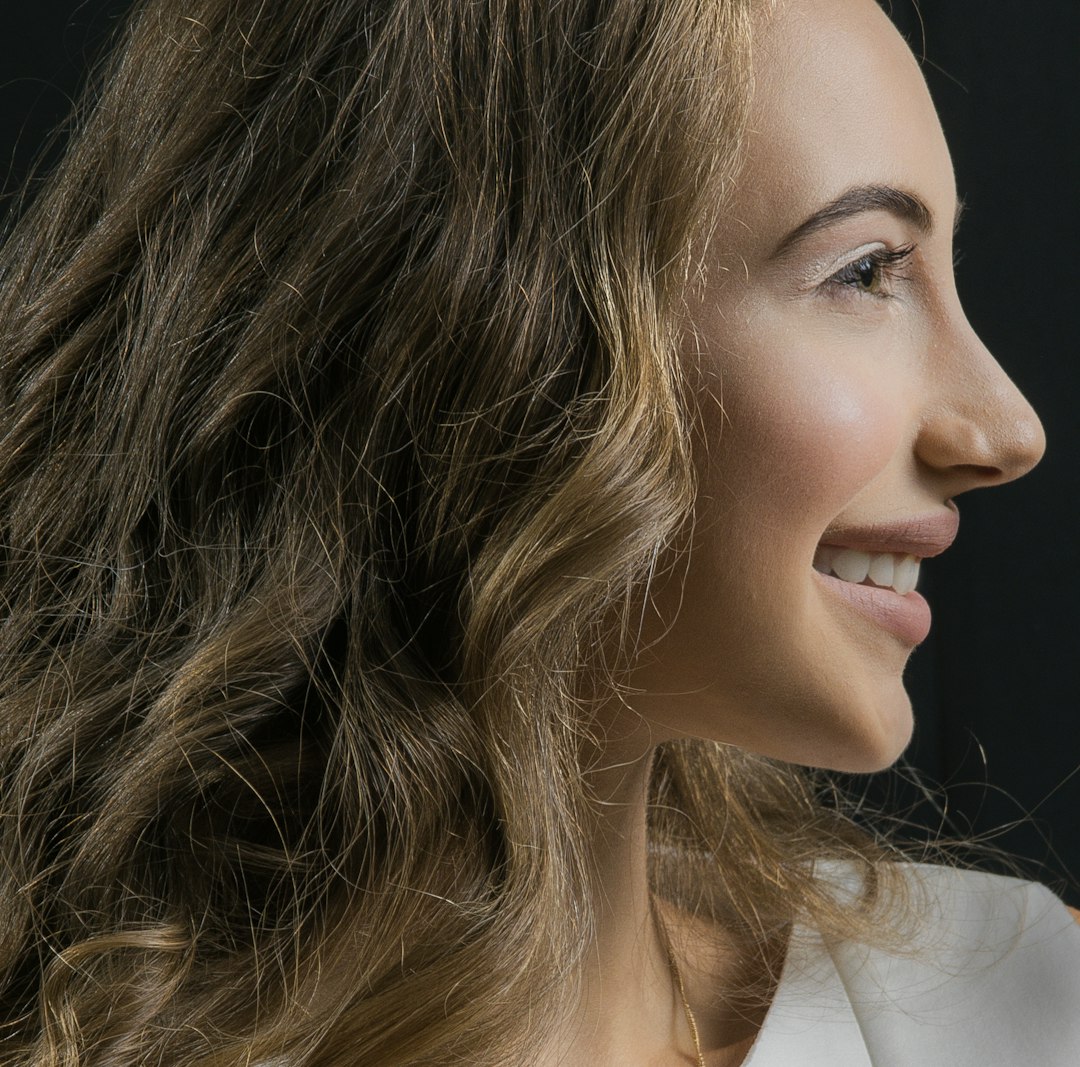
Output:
[0,1,903,1063]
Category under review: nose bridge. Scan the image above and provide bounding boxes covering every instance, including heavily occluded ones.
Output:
[917,313,1046,486]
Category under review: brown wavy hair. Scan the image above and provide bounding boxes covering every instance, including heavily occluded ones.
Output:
[0,1,904,1063]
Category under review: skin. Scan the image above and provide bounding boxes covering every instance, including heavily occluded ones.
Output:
[547,1,1046,1064]
[626,0,1045,773]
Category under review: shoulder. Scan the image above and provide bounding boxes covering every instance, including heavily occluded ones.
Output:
[744,864,1080,1066]
[891,860,1076,941]
[815,858,1076,944]
[826,863,1080,1063]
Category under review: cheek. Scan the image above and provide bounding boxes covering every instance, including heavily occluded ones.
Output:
[699,344,908,532]
[626,313,920,754]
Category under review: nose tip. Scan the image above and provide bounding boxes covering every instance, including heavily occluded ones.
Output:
[997,398,1047,483]
[916,343,1045,492]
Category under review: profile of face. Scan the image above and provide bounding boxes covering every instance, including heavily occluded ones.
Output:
[624,0,1045,772]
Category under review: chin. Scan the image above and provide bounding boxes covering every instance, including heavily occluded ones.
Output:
[746,669,917,773]
[816,687,915,774]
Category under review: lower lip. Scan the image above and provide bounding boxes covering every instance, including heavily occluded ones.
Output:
[812,570,932,645]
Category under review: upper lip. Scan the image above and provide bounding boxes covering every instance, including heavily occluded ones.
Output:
[817,506,959,560]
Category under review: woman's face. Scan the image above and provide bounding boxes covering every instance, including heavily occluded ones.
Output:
[624,0,1045,772]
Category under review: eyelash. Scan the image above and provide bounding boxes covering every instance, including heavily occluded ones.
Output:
[826,243,917,299]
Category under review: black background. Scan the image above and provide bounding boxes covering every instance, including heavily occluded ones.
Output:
[3,2,1078,902]
[869,1,1080,905]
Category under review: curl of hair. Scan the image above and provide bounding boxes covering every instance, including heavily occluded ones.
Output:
[0,1,907,1063]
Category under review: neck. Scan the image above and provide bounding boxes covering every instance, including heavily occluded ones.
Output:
[539,716,778,1067]
[543,717,690,1064]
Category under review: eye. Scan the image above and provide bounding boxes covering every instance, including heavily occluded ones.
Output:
[826,243,916,299]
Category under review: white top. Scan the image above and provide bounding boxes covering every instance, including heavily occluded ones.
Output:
[744,863,1080,1066]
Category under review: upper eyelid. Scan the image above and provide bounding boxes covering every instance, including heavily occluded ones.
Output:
[834,244,916,273]
[833,240,915,270]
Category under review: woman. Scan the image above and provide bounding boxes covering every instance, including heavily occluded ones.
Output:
[0,0,1075,1064]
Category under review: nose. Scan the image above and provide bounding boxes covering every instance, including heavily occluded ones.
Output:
[915,322,1046,493]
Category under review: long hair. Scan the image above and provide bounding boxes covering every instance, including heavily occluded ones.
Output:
[0,1,899,1063]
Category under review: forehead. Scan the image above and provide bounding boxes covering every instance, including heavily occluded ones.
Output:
[736,0,956,240]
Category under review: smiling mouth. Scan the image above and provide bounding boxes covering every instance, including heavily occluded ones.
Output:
[809,509,958,645]
[812,546,921,595]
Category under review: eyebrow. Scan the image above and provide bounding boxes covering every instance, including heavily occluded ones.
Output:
[769,183,966,260]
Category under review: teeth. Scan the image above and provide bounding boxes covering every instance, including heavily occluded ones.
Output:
[832,548,871,583]
[893,555,920,595]
[868,553,896,588]
[813,546,921,595]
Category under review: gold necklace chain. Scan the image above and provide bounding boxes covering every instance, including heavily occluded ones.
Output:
[666,942,706,1067]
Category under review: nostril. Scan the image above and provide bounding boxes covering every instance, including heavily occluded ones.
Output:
[915,412,1039,489]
